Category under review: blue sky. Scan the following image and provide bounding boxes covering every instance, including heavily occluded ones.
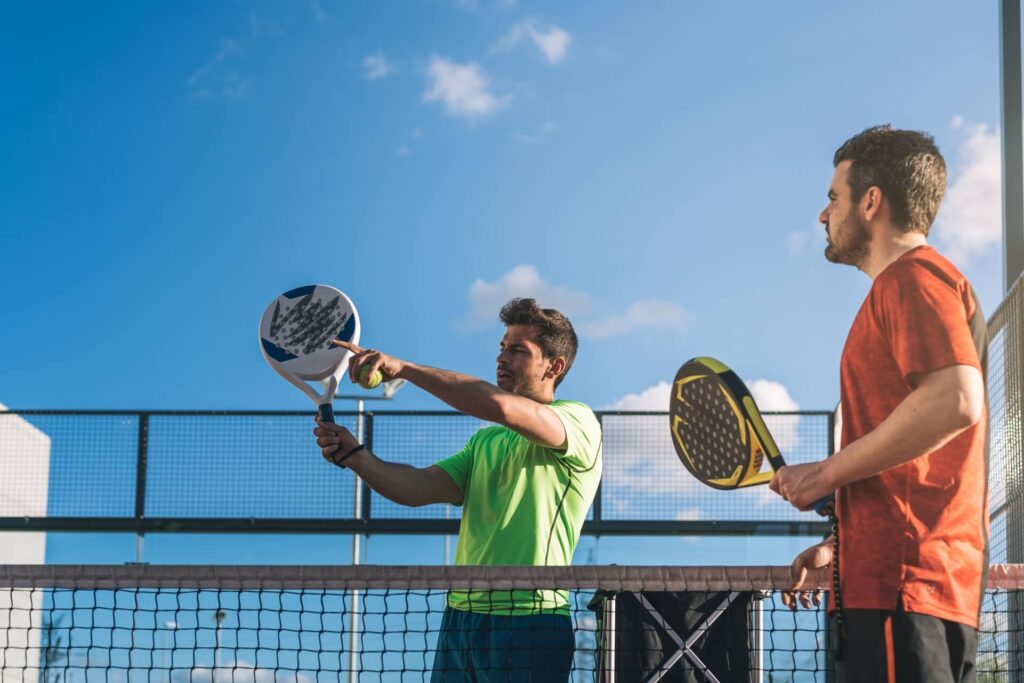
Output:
[0,0,1012,575]
[0,0,1007,416]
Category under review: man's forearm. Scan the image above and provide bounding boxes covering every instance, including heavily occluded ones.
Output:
[399,362,507,423]
[345,449,438,507]
[823,367,983,489]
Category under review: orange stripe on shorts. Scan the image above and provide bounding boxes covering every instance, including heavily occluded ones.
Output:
[884,614,896,683]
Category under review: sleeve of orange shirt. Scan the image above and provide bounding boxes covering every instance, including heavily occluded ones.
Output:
[871,260,982,383]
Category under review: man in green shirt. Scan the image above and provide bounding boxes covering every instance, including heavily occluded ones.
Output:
[313,298,603,681]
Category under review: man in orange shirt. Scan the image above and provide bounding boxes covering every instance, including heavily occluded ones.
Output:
[770,125,988,682]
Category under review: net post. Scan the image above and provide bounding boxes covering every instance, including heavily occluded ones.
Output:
[600,593,616,683]
[134,412,149,563]
[362,412,374,521]
[748,593,763,683]
[349,400,365,683]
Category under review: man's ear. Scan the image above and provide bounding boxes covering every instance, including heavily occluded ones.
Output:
[547,357,567,382]
[860,186,884,222]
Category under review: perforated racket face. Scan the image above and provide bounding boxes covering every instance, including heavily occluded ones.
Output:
[669,359,756,489]
[259,285,359,381]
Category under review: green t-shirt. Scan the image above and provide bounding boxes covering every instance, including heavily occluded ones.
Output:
[435,399,603,615]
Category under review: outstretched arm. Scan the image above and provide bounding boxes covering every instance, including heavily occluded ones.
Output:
[401,363,567,449]
[334,341,567,449]
[314,420,463,507]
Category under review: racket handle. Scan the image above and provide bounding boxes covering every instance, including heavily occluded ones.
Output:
[812,494,835,516]
[318,403,335,424]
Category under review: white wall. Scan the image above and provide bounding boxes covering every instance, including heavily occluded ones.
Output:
[0,404,50,682]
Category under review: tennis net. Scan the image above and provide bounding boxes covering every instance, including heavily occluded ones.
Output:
[0,564,1021,682]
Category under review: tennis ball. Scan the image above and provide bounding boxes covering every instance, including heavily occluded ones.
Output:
[358,364,383,389]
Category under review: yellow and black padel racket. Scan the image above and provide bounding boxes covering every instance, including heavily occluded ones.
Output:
[669,356,833,514]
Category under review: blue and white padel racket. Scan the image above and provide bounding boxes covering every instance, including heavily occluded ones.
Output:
[259,285,360,423]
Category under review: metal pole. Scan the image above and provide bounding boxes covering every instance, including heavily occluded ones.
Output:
[163,621,177,682]
[135,413,149,564]
[348,399,364,681]
[601,594,616,683]
[748,597,763,683]
[1002,0,1024,292]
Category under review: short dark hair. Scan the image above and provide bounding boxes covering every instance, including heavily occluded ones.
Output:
[833,125,947,235]
[499,298,578,388]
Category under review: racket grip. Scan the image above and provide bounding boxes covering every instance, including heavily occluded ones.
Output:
[318,403,335,424]
[812,494,835,517]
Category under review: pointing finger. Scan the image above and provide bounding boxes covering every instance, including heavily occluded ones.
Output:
[332,339,363,353]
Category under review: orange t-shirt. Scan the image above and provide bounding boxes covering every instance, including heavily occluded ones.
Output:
[836,245,988,627]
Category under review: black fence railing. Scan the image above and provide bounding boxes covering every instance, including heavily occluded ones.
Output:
[0,409,835,537]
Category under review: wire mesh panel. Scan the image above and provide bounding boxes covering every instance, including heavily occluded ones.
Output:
[0,564,1021,682]
[600,412,833,521]
[144,414,359,519]
[0,414,139,518]
[366,413,485,520]
[0,409,837,531]
[988,276,1024,566]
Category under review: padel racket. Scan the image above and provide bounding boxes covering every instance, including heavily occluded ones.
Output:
[669,356,833,515]
[259,284,359,424]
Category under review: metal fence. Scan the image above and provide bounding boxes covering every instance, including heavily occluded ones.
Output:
[990,274,1024,565]
[0,409,835,538]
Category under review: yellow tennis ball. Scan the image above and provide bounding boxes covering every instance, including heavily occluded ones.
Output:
[358,364,383,389]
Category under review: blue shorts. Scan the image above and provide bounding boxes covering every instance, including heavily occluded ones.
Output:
[430,606,574,682]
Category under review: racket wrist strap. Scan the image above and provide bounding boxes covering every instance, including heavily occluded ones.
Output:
[335,443,366,468]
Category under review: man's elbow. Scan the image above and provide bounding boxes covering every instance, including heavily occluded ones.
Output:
[952,374,986,429]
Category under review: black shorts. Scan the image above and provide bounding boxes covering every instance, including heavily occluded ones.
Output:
[835,606,978,683]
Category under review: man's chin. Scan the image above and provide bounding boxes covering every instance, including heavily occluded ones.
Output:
[496,376,513,390]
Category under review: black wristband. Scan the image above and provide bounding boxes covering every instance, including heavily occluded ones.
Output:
[335,443,366,468]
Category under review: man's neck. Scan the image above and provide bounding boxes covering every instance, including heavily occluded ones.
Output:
[861,228,928,280]
[517,387,556,404]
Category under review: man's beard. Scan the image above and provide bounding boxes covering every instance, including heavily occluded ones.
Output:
[824,213,870,267]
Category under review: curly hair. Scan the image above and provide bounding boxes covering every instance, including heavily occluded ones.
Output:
[499,298,578,388]
[833,125,947,235]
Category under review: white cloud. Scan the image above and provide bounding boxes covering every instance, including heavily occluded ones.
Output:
[603,378,798,413]
[933,119,1002,264]
[461,265,592,329]
[460,266,690,340]
[363,51,394,80]
[494,20,571,64]
[748,379,798,412]
[188,39,250,100]
[602,381,671,411]
[423,55,507,120]
[749,378,801,454]
[598,376,801,507]
[577,300,690,340]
